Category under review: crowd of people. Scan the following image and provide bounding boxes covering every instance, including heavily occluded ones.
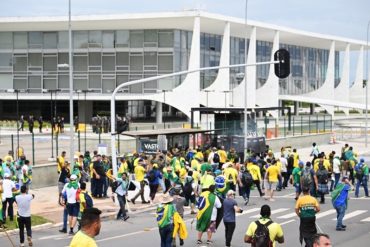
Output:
[1,140,368,247]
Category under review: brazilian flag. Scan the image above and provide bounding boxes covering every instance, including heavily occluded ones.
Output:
[196,191,216,232]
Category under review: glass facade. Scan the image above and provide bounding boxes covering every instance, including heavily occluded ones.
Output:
[279,44,339,95]
[230,37,246,90]
[200,33,222,89]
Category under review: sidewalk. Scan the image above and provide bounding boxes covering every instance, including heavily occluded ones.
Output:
[28,183,156,224]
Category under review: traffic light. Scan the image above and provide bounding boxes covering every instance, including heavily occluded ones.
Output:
[274,49,290,79]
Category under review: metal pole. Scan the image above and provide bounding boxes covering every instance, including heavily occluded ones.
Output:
[84,91,87,153]
[366,20,370,147]
[50,91,54,159]
[16,90,19,159]
[56,132,59,157]
[32,133,35,166]
[68,0,75,168]
[244,0,249,162]
[11,134,14,159]
[78,130,80,152]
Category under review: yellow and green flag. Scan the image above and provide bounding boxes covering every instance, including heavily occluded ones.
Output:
[196,191,216,232]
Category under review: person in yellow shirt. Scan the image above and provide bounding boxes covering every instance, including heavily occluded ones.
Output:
[217,146,227,167]
[313,155,331,172]
[195,148,204,162]
[265,161,281,201]
[223,163,238,191]
[293,149,299,168]
[69,207,101,247]
[248,160,264,197]
[3,151,14,163]
[78,182,93,230]
[244,204,284,247]
[130,162,148,204]
[191,157,201,172]
[118,157,129,176]
[57,151,66,174]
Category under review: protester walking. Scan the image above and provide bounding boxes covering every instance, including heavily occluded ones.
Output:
[295,186,320,247]
[248,160,264,197]
[147,163,162,202]
[332,155,341,189]
[92,154,105,198]
[244,204,284,246]
[239,165,253,205]
[331,176,351,231]
[15,185,34,247]
[264,160,281,201]
[70,207,102,247]
[291,161,304,200]
[156,194,176,247]
[114,172,130,221]
[62,174,80,235]
[354,158,369,197]
[316,162,329,204]
[131,161,149,204]
[2,173,16,222]
[223,190,243,247]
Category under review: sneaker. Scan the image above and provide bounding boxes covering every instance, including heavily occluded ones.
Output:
[180,239,184,246]
[341,225,347,228]
[59,228,67,233]
[69,230,74,235]
[197,240,202,245]
[142,201,150,204]
[207,240,213,245]
[20,244,25,247]
[269,198,275,202]
[336,227,346,231]
[27,236,33,246]
[244,198,249,205]
[123,216,130,221]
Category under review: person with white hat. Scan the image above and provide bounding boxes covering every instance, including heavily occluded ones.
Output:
[62,174,80,235]
[156,194,175,247]
[223,190,243,247]
[2,173,16,222]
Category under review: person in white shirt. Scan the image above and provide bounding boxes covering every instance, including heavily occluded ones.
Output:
[62,174,80,235]
[279,155,288,188]
[333,156,341,188]
[2,173,16,222]
[15,185,34,247]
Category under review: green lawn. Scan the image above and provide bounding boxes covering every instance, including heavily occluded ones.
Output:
[2,214,50,231]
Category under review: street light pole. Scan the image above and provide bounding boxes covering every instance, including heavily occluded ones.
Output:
[243,0,249,162]
[68,0,74,167]
[203,89,214,130]
[16,90,19,159]
[366,20,370,147]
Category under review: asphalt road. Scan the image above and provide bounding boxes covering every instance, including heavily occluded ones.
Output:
[2,186,370,247]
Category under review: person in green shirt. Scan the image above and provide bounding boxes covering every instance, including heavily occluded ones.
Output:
[156,194,176,247]
[291,161,304,200]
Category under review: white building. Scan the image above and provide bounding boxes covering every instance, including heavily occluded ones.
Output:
[0,11,367,124]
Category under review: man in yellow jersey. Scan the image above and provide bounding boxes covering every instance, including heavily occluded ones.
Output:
[118,157,129,176]
[57,151,66,174]
[244,205,284,247]
[131,161,148,204]
[200,168,215,192]
[293,149,299,168]
[223,163,238,192]
[248,160,264,197]
[218,146,227,168]
[265,160,281,201]
[70,208,101,247]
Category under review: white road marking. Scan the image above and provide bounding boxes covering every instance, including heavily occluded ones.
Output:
[38,234,61,240]
[277,212,297,219]
[316,209,336,219]
[280,219,295,226]
[331,210,367,221]
[250,208,289,218]
[361,217,370,222]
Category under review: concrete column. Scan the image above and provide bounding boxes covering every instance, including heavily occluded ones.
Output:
[294,101,299,116]
[310,104,315,115]
[156,101,163,124]
[78,100,93,123]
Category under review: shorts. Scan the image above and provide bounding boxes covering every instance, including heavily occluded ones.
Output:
[67,203,80,217]
[294,183,301,193]
[58,182,66,194]
[266,181,277,190]
[185,194,196,204]
[207,221,216,233]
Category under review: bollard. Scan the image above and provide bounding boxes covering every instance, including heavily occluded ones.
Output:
[32,133,35,166]
[78,130,81,152]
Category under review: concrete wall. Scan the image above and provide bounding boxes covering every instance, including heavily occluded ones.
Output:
[32,163,59,189]
[267,133,332,152]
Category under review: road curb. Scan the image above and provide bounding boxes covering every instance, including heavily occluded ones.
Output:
[0,222,53,237]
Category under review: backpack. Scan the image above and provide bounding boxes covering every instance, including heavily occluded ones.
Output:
[213,153,220,163]
[301,168,313,188]
[111,180,122,193]
[83,192,94,208]
[241,170,254,187]
[148,170,156,183]
[183,179,193,197]
[253,220,273,247]
[316,165,328,184]
[355,163,365,179]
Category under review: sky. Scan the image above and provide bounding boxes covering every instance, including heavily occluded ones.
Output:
[1,0,369,41]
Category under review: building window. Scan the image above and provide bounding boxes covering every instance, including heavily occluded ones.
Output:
[43,32,57,49]
[102,31,114,48]
[0,32,13,49]
[0,53,13,67]
[158,31,173,48]
[73,31,88,49]
[130,31,144,48]
[58,31,68,49]
[28,53,42,67]
[116,30,129,47]
[14,32,28,49]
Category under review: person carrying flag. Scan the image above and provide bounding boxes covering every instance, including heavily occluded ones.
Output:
[196,185,222,245]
